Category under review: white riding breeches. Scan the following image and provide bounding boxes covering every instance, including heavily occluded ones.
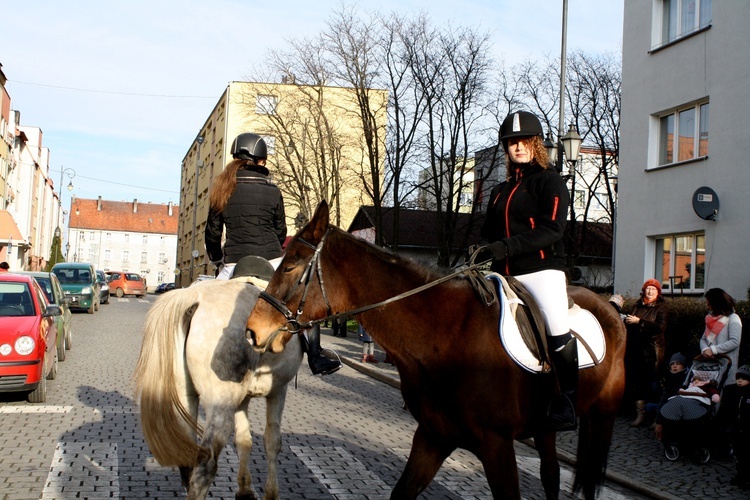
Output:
[514,269,569,338]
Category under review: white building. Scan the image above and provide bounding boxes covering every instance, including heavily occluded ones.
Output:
[67,197,179,289]
[616,0,748,299]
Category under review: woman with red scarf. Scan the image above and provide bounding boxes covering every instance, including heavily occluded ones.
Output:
[624,279,670,427]
[700,288,743,455]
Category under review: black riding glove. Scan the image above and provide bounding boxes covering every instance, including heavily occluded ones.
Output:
[476,241,508,262]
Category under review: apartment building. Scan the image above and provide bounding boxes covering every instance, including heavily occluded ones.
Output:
[616,1,748,298]
[176,80,387,286]
[67,197,179,289]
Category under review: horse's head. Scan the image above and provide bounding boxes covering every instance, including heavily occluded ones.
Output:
[246,200,331,353]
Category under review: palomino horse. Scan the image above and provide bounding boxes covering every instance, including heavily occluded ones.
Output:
[245,201,626,499]
[134,278,302,500]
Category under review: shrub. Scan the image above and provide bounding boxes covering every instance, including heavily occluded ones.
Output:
[608,294,750,365]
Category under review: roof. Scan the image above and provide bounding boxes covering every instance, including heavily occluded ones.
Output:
[347,206,484,249]
[0,210,24,243]
[68,198,179,234]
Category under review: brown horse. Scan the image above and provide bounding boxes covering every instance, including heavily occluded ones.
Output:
[245,201,626,499]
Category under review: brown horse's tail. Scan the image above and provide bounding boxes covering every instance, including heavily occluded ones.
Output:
[573,411,612,497]
[133,289,202,467]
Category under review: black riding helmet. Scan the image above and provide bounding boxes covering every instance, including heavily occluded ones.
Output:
[500,111,544,151]
[231,133,268,161]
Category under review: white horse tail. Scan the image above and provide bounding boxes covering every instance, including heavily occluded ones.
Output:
[133,289,202,466]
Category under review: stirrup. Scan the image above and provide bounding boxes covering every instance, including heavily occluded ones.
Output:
[310,348,342,375]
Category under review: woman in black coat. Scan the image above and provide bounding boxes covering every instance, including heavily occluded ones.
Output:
[206,132,340,376]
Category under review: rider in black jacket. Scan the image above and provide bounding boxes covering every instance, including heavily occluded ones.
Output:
[206,133,340,376]
[479,111,577,432]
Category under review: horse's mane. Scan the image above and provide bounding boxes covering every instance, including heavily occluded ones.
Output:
[331,226,460,284]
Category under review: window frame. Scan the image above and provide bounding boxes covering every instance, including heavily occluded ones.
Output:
[652,231,706,294]
[652,0,712,51]
[256,94,278,115]
[653,101,708,169]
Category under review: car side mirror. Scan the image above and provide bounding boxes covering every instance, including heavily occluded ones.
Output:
[44,305,62,317]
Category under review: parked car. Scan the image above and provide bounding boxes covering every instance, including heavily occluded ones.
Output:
[96,270,110,304]
[0,273,61,403]
[51,262,100,314]
[155,282,176,294]
[106,271,146,298]
[17,271,72,362]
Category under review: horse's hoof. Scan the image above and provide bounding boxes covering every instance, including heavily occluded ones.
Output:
[235,491,259,500]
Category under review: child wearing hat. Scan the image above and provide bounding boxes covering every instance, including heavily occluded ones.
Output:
[730,364,750,489]
[653,352,689,440]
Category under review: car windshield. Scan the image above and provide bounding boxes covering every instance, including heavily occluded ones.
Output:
[53,269,91,284]
[35,277,54,303]
[0,283,34,317]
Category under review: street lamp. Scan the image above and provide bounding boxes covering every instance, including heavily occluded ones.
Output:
[189,134,205,284]
[58,167,75,256]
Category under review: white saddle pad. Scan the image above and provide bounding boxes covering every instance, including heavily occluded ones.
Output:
[488,274,606,374]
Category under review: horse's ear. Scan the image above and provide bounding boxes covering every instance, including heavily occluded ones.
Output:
[310,200,329,240]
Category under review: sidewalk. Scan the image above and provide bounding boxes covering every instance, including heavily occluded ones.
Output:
[318,326,744,500]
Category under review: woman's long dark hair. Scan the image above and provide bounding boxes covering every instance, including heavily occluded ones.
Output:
[705,288,735,316]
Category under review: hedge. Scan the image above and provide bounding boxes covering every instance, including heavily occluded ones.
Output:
[615,294,750,366]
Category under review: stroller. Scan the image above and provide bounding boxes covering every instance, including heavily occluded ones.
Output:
[661,354,732,463]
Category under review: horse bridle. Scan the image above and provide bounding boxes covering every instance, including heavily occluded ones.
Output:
[249,228,494,351]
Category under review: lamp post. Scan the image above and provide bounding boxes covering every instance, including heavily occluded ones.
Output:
[189,135,204,284]
[58,167,75,254]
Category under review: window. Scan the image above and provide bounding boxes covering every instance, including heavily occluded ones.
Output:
[89,231,95,241]
[159,252,167,264]
[88,249,94,261]
[573,190,586,210]
[143,235,148,244]
[658,102,708,167]
[261,135,276,155]
[124,234,130,243]
[141,252,148,264]
[256,95,278,115]
[122,250,130,263]
[157,271,165,283]
[654,232,705,293]
[658,0,712,47]
[104,249,111,261]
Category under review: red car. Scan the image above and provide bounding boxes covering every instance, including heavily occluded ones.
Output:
[0,273,61,403]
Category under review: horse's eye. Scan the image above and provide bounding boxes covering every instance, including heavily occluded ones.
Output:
[283,266,295,273]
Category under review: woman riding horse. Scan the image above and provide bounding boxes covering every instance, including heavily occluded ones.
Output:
[479,110,577,432]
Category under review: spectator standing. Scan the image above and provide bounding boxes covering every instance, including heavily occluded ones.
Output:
[700,287,742,456]
[358,323,378,363]
[624,279,669,427]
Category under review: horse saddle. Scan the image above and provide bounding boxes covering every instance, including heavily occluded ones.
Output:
[486,273,605,374]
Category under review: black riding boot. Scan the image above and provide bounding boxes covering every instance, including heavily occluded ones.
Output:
[547,335,578,432]
[302,324,342,375]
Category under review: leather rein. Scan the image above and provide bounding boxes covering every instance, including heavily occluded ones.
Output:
[250,228,493,352]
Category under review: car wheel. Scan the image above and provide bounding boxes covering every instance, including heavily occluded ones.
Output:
[116,288,124,298]
[66,327,73,350]
[47,350,58,380]
[57,335,66,362]
[103,294,109,304]
[27,376,46,403]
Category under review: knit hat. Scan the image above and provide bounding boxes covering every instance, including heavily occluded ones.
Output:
[736,365,750,381]
[609,294,624,311]
[669,352,687,366]
[642,279,662,295]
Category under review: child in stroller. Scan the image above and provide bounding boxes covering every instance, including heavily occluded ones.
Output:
[660,354,732,463]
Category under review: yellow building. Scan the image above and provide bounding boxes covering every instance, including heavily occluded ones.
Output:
[177,81,387,286]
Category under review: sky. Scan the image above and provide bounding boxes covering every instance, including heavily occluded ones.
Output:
[2,0,623,210]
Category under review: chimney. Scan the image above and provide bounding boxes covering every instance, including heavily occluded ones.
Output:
[97,196,102,211]
[133,199,138,213]
[168,201,173,217]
